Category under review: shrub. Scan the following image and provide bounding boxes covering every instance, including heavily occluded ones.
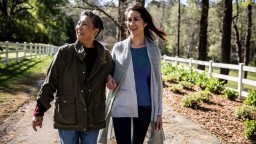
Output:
[223,88,239,100]
[180,81,194,90]
[181,95,199,108]
[197,90,211,102]
[181,90,211,108]
[244,119,256,140]
[169,84,184,94]
[243,91,256,107]
[235,105,256,120]
[206,78,224,94]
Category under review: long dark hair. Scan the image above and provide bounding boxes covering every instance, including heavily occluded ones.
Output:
[125,3,167,41]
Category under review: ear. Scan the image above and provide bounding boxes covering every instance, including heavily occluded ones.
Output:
[144,22,147,28]
[94,28,99,36]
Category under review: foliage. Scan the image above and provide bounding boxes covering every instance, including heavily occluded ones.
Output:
[243,91,256,107]
[243,119,256,140]
[223,88,239,100]
[181,90,211,108]
[161,62,225,94]
[0,0,72,45]
[180,81,194,90]
[169,84,184,94]
[235,105,256,120]
[205,78,224,94]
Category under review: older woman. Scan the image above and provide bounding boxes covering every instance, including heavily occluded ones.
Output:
[32,10,114,144]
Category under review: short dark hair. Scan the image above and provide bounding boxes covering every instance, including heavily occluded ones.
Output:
[125,3,166,41]
[80,10,104,38]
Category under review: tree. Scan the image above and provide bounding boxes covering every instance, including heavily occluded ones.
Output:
[177,0,181,56]
[220,0,232,82]
[232,0,243,63]
[244,3,252,78]
[197,0,209,70]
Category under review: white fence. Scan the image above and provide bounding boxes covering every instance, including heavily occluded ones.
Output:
[163,55,256,97]
[0,41,58,64]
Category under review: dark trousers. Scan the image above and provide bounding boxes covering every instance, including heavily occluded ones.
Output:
[113,106,151,144]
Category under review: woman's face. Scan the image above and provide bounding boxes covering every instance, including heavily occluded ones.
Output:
[126,10,147,36]
[76,15,98,41]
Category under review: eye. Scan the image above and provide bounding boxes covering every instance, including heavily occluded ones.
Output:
[127,18,132,22]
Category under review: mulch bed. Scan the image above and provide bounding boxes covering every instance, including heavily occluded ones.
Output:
[164,81,254,144]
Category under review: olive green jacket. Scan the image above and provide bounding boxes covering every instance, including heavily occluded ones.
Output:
[37,40,114,131]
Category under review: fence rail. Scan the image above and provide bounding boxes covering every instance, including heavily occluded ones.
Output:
[163,55,256,97]
[0,41,58,64]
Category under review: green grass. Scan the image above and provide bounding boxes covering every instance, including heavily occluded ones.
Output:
[0,56,53,103]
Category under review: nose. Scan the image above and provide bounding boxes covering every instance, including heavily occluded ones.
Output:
[128,20,135,26]
[76,23,83,29]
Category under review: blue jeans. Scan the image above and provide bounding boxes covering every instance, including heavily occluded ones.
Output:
[58,129,99,144]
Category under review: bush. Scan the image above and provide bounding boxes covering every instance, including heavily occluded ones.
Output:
[180,81,194,90]
[223,88,239,100]
[206,78,224,94]
[181,90,211,108]
[197,90,211,103]
[243,91,256,107]
[244,119,256,140]
[235,105,256,120]
[181,95,199,108]
[169,84,184,94]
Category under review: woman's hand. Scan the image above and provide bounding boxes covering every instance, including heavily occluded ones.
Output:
[32,116,43,131]
[155,115,162,130]
[107,75,116,90]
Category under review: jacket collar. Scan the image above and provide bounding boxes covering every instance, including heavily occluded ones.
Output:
[74,40,105,61]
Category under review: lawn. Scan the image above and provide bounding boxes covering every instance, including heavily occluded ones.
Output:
[0,56,52,102]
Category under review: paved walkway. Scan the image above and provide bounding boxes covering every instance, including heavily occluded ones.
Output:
[0,96,223,144]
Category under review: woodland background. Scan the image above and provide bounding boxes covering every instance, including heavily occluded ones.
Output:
[0,0,256,75]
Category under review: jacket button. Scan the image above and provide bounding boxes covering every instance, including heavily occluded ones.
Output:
[81,90,84,93]
[88,90,91,92]
[84,108,86,111]
[64,101,66,103]
[83,71,85,74]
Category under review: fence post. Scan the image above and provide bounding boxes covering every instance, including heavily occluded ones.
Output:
[209,60,213,75]
[39,44,41,58]
[175,56,178,66]
[238,63,244,98]
[35,43,37,58]
[16,42,19,62]
[30,43,32,58]
[189,58,193,67]
[163,55,166,62]
[24,42,27,59]
[5,41,9,64]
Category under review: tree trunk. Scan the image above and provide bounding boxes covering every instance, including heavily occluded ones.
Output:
[177,0,180,57]
[197,0,209,70]
[0,0,8,17]
[116,0,126,41]
[233,1,243,63]
[244,4,252,78]
[220,0,232,83]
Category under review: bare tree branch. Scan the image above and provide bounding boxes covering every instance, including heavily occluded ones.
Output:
[82,0,122,30]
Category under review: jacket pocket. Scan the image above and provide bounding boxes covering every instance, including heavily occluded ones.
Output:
[54,96,76,125]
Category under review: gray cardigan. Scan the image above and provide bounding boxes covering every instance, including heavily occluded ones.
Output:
[98,36,164,143]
